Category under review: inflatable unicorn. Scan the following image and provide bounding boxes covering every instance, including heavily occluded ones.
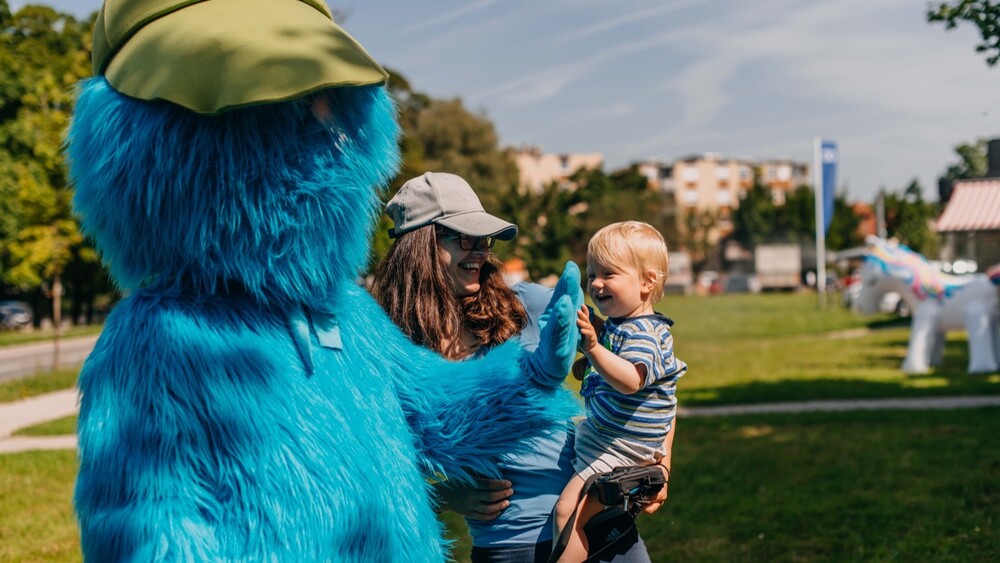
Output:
[857,237,1000,374]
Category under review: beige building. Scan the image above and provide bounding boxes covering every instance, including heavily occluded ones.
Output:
[758,159,810,204]
[637,153,809,243]
[512,146,603,192]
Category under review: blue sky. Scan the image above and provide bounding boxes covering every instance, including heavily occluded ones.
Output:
[16,0,1000,202]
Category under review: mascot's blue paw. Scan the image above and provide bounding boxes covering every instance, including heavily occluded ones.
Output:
[527,262,584,387]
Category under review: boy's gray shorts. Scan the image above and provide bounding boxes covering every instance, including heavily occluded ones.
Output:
[572,419,665,480]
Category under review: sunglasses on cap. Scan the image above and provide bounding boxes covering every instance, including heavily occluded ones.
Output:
[438,231,497,251]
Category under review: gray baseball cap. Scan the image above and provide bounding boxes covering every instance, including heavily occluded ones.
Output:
[386,172,518,240]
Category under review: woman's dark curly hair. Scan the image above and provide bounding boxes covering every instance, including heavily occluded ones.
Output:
[371,224,527,360]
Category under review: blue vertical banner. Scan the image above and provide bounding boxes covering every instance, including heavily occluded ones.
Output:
[821,140,838,233]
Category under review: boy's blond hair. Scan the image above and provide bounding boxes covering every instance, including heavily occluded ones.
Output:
[587,221,670,304]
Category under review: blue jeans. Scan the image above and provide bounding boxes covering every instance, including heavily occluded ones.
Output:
[469,536,650,563]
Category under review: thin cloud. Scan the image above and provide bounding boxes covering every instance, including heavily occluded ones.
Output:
[552,0,701,45]
[475,30,684,104]
[402,0,503,35]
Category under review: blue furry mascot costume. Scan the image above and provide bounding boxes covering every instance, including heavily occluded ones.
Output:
[67,0,581,560]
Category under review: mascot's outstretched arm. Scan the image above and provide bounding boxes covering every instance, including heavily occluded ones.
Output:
[384,263,584,481]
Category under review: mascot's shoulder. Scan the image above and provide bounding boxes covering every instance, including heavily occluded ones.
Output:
[92,289,289,370]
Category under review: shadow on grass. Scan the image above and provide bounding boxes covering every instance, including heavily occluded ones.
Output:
[865,316,910,330]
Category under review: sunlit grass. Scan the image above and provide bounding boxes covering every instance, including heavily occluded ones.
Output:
[3,292,998,561]
[0,451,80,563]
[8,410,994,563]
[657,293,999,406]
[14,416,76,437]
[0,370,78,403]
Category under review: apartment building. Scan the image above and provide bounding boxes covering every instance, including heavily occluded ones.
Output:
[638,153,809,238]
[758,159,810,204]
[512,145,604,192]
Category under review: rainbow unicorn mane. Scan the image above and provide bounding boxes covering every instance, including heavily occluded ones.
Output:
[864,240,965,301]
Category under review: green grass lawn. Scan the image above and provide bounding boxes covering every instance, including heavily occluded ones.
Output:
[0,451,80,563]
[660,293,1000,406]
[13,415,76,437]
[0,369,78,403]
[3,292,998,560]
[4,408,997,562]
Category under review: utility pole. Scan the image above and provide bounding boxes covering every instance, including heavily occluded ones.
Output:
[813,137,826,309]
[875,187,887,239]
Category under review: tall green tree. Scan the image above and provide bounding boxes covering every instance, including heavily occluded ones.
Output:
[944,138,989,180]
[412,98,519,215]
[501,179,577,279]
[883,180,939,257]
[928,1,1000,67]
[730,183,778,248]
[0,2,99,327]
[367,72,520,272]
[496,165,675,280]
[730,182,861,254]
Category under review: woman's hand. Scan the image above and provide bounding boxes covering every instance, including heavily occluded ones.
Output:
[640,464,669,514]
[435,479,514,521]
[641,421,675,514]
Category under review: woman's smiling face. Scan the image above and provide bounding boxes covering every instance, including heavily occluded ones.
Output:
[437,230,492,297]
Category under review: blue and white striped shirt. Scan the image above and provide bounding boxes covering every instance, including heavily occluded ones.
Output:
[580,313,686,447]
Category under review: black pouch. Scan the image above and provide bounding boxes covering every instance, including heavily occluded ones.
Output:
[548,466,667,562]
[593,465,667,511]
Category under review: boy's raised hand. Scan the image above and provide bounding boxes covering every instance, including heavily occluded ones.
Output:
[576,306,599,355]
[526,262,584,387]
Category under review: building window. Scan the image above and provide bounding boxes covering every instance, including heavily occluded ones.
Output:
[716,167,730,180]
[683,189,698,206]
[682,167,699,181]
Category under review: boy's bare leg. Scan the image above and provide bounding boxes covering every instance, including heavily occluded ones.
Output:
[553,474,586,539]
[557,493,605,562]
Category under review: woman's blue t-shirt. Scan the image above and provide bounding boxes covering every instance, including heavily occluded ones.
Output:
[465,282,579,546]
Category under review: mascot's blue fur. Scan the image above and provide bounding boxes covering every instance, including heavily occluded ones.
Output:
[67,78,581,561]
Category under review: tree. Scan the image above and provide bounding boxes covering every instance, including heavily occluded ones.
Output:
[928,1,1000,67]
[730,183,778,248]
[412,98,519,215]
[501,179,578,279]
[367,71,520,272]
[944,138,989,180]
[883,180,938,257]
[0,2,100,331]
[938,138,988,202]
[681,208,721,273]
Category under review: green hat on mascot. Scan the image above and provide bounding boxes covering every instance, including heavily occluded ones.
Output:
[92,0,389,115]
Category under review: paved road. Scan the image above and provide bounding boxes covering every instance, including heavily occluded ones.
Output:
[2,391,998,455]
[0,335,99,383]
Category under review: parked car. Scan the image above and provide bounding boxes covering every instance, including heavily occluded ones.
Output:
[723,272,761,294]
[0,301,32,330]
[697,270,723,295]
[841,275,909,317]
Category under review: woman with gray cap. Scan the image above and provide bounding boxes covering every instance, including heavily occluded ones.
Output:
[371,172,669,562]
